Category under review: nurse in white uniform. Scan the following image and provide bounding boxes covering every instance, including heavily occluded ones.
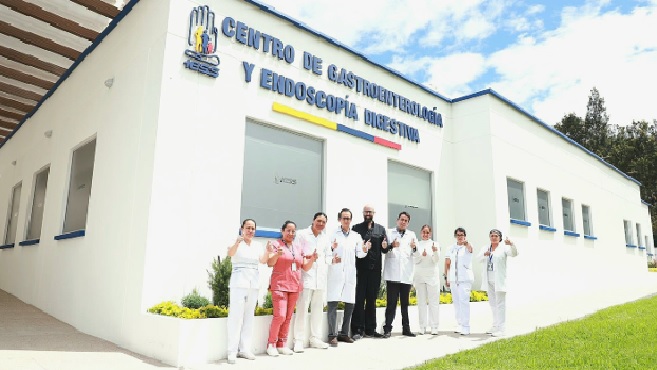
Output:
[477,229,518,337]
[226,219,271,364]
[444,227,473,335]
[413,225,441,335]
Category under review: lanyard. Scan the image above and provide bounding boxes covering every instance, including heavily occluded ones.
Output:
[280,239,295,261]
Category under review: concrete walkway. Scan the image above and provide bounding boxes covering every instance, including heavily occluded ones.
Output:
[2,273,657,370]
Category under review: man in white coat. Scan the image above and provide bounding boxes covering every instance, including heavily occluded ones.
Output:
[382,211,417,338]
[293,212,331,352]
[445,227,474,335]
[326,208,367,346]
[477,229,518,337]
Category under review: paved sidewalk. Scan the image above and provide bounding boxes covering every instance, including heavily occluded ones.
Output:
[2,273,657,370]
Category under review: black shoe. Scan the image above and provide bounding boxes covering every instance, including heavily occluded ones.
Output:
[402,331,416,337]
[338,334,354,343]
[366,331,384,338]
[382,332,391,339]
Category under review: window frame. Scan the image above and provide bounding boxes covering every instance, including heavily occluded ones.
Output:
[506,178,527,223]
[561,197,575,232]
[61,138,97,235]
[581,204,592,237]
[536,188,552,227]
[4,181,23,245]
[25,166,50,241]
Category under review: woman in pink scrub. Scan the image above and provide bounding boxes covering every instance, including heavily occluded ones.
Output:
[266,221,317,356]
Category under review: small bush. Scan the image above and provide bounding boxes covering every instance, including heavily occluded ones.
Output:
[207,256,232,307]
[262,291,273,309]
[181,288,211,309]
[648,261,656,269]
[147,301,227,319]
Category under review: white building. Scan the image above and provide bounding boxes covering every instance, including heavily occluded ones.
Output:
[0,0,653,366]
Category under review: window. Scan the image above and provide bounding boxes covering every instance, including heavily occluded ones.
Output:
[537,189,551,226]
[63,139,96,233]
[636,223,642,247]
[562,198,574,232]
[623,220,633,245]
[507,179,526,221]
[388,161,432,233]
[582,205,592,236]
[26,167,50,240]
[240,121,323,231]
[4,182,22,244]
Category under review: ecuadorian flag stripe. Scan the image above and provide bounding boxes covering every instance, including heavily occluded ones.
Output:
[272,102,401,151]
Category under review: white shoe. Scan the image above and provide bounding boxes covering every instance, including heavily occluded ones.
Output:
[227,353,237,364]
[486,327,498,335]
[491,331,506,337]
[418,328,426,335]
[453,326,461,333]
[237,352,256,360]
[430,328,439,335]
[278,347,294,355]
[266,344,279,357]
[309,338,329,349]
[293,341,305,353]
[460,327,470,335]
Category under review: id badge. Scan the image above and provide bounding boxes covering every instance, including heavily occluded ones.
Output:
[487,261,494,271]
[291,262,297,271]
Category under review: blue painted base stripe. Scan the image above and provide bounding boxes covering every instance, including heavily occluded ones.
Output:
[19,239,40,246]
[564,231,580,237]
[583,235,598,240]
[539,225,556,232]
[54,230,86,240]
[0,243,15,249]
[510,219,531,226]
[255,230,282,238]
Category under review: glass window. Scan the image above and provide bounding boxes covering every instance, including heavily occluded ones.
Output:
[623,220,633,245]
[562,198,574,232]
[26,167,50,240]
[636,223,642,247]
[507,178,526,221]
[63,139,97,233]
[4,182,22,244]
[240,121,323,230]
[387,161,432,234]
[582,204,592,236]
[537,189,551,226]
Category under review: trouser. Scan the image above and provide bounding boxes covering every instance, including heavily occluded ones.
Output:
[293,288,325,343]
[415,281,440,330]
[352,268,381,334]
[327,301,355,338]
[487,278,507,332]
[383,281,411,332]
[268,290,300,347]
[226,287,259,355]
[451,281,471,330]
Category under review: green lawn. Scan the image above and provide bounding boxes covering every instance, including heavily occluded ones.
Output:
[413,295,657,370]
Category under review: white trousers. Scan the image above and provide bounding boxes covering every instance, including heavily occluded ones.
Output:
[487,278,507,332]
[414,282,440,330]
[227,287,259,356]
[451,281,471,330]
[293,288,325,343]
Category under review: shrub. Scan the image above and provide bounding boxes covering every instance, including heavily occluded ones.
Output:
[207,256,232,307]
[181,288,211,309]
[262,291,273,309]
[471,290,488,302]
[147,301,228,319]
[648,261,656,269]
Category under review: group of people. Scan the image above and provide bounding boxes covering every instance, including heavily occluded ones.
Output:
[224,206,519,364]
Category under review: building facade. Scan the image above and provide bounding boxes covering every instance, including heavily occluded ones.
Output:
[0,0,653,365]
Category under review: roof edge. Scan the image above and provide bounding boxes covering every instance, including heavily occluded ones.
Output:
[454,88,641,186]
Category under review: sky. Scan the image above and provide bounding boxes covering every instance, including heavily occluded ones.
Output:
[261,0,657,127]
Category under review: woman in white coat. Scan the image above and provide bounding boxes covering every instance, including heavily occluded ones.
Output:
[477,229,518,337]
[326,208,366,346]
[412,225,441,335]
[226,219,271,364]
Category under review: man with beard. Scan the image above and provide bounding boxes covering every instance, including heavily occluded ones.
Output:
[350,205,389,339]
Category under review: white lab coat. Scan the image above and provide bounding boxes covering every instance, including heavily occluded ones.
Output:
[297,226,330,290]
[413,239,440,286]
[383,228,417,284]
[326,228,366,303]
[446,244,473,282]
[477,243,519,292]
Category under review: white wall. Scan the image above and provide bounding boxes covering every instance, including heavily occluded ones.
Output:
[0,0,170,344]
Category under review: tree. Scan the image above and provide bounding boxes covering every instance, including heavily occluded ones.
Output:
[583,87,610,154]
[554,113,586,144]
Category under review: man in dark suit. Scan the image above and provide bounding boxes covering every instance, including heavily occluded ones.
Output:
[350,205,389,339]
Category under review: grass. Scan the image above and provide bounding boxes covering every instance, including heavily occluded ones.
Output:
[412,295,657,370]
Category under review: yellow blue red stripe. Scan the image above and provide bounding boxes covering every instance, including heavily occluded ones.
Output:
[272,102,401,150]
